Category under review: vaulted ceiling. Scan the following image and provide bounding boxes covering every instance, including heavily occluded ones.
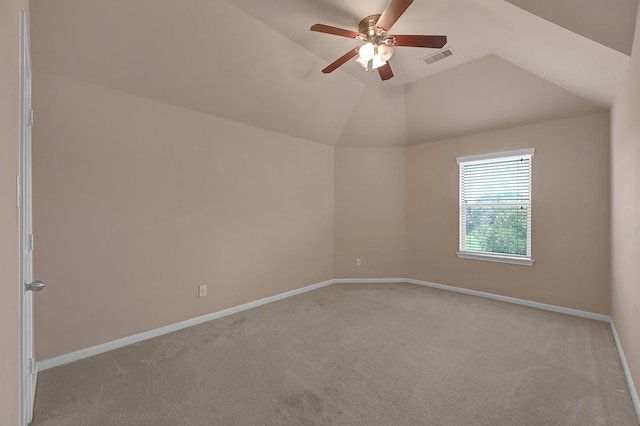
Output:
[30,0,638,146]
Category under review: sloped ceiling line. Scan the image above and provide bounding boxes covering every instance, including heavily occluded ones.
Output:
[30,0,634,146]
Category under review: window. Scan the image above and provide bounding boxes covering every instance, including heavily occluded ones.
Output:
[457,148,535,266]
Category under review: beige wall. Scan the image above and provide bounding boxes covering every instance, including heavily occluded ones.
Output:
[334,147,407,278]
[407,113,612,314]
[0,1,27,424]
[611,4,640,404]
[32,72,335,360]
[32,83,615,359]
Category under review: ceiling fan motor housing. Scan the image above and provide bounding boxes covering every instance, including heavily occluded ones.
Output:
[358,14,382,35]
[358,14,396,46]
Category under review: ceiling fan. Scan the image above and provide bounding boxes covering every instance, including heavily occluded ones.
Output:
[310,0,447,81]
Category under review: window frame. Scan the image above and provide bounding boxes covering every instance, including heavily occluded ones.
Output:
[457,148,535,266]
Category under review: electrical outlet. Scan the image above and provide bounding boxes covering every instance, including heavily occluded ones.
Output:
[356,258,362,267]
[198,284,207,297]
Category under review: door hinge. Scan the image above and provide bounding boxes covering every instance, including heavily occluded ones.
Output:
[28,234,34,251]
[28,358,36,376]
[16,176,21,209]
[28,109,34,127]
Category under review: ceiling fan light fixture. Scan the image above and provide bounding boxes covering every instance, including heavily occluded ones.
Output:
[359,42,375,61]
[310,0,448,81]
[355,55,370,70]
[377,44,394,62]
[371,54,387,70]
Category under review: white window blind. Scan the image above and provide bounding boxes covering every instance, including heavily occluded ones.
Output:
[457,148,535,265]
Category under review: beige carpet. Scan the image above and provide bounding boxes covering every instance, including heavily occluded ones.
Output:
[32,283,638,425]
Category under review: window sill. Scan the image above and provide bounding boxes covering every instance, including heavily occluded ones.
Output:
[457,251,535,266]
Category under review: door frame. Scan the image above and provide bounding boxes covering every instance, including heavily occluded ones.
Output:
[18,8,36,426]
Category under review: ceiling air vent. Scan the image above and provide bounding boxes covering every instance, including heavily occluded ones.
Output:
[422,47,454,65]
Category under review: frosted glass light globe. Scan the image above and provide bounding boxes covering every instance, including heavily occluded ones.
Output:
[371,55,386,70]
[355,55,370,69]
[377,44,394,62]
[359,43,375,61]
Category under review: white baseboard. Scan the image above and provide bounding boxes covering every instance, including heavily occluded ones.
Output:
[406,278,611,322]
[36,276,640,423]
[333,278,409,284]
[609,319,640,423]
[37,279,335,372]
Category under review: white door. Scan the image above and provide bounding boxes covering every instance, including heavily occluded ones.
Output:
[19,9,43,425]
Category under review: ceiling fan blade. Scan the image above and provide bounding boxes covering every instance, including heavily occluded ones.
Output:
[378,62,394,81]
[322,49,359,74]
[393,35,447,48]
[376,0,413,32]
[310,24,362,39]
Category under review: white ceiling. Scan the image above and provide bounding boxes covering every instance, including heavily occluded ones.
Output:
[30,0,637,146]
[506,0,637,55]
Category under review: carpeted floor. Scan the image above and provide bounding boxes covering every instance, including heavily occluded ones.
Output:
[32,283,638,425]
